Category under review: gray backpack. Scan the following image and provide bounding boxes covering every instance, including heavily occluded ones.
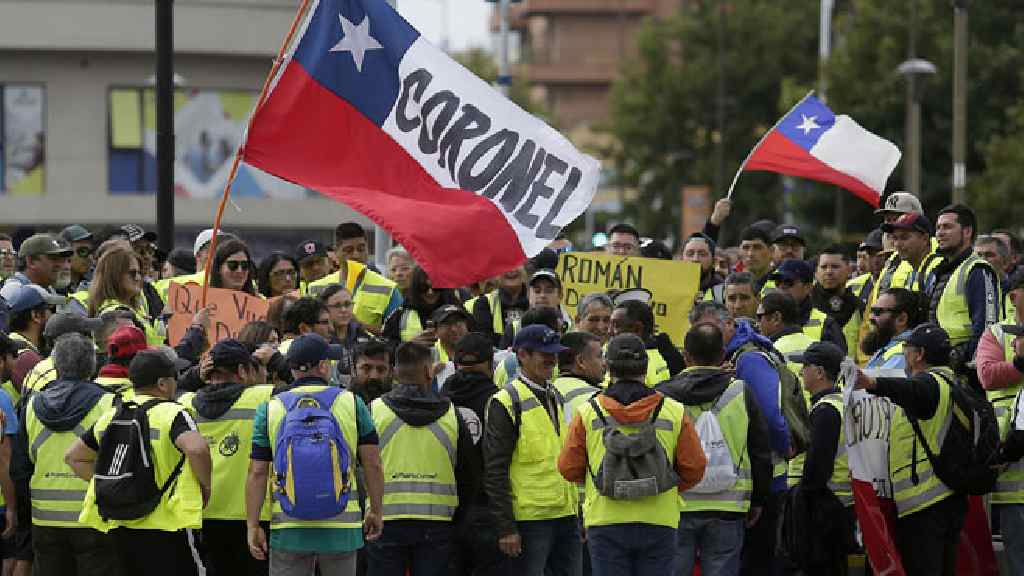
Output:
[587,396,679,500]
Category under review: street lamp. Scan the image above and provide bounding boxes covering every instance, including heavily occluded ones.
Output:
[896,58,936,199]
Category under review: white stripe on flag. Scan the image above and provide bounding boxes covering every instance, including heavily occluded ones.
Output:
[810,115,901,194]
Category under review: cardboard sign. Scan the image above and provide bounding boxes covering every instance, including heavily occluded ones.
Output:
[556,252,700,344]
[166,282,269,346]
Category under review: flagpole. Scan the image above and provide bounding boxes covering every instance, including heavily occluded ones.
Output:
[725,89,815,199]
[200,0,313,305]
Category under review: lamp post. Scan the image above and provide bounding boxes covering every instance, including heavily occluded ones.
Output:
[156,0,174,255]
[897,58,937,199]
[952,0,969,204]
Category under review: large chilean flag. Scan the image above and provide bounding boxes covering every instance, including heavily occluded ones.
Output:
[242,0,600,288]
[742,94,900,208]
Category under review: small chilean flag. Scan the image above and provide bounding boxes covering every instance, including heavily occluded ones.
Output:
[242,0,600,287]
[739,94,900,208]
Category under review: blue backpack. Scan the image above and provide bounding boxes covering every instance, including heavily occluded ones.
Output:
[273,387,352,520]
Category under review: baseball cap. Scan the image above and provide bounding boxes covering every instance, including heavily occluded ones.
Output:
[129,347,189,388]
[286,333,343,370]
[905,323,951,353]
[0,333,22,357]
[44,312,105,339]
[193,228,230,257]
[432,304,472,326]
[18,234,72,258]
[512,324,567,354]
[790,341,845,378]
[120,224,157,244]
[59,225,93,244]
[881,212,932,235]
[875,192,923,216]
[107,325,149,359]
[772,224,805,245]
[453,332,494,366]
[7,284,66,314]
[859,229,884,252]
[210,339,255,369]
[769,259,814,284]
[529,269,562,290]
[295,240,328,263]
[606,333,648,364]
[610,287,652,306]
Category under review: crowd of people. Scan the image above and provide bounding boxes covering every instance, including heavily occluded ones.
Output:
[0,190,1020,576]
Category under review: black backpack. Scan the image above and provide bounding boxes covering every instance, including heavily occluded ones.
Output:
[909,368,1000,496]
[94,398,185,520]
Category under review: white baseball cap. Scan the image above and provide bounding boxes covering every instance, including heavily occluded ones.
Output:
[193,229,229,257]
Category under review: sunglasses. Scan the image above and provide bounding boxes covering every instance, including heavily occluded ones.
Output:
[225,260,251,272]
[75,246,94,258]
[870,306,899,316]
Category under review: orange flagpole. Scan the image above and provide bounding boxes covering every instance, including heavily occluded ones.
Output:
[201,0,312,305]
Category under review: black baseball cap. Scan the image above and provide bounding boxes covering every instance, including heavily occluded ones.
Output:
[769,259,814,284]
[606,333,647,364]
[453,332,494,366]
[512,325,567,354]
[286,333,343,370]
[905,323,951,353]
[772,225,805,245]
[790,341,845,378]
[432,304,472,326]
[529,269,562,290]
[859,229,884,252]
[59,225,93,243]
[129,347,189,388]
[295,240,328,263]
[120,224,157,243]
[210,339,255,369]
[0,333,21,357]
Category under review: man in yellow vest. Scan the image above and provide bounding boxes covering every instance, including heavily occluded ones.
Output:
[848,229,887,364]
[65,346,212,576]
[812,245,863,355]
[470,267,529,347]
[558,334,706,576]
[498,270,573,348]
[573,293,613,345]
[553,332,604,420]
[609,300,674,387]
[758,291,817,385]
[295,240,333,287]
[366,341,477,576]
[245,333,384,575]
[179,339,272,575]
[431,305,472,390]
[483,324,580,574]
[769,259,847,352]
[4,284,63,405]
[787,342,855,574]
[863,288,921,371]
[348,340,394,407]
[854,324,967,575]
[21,312,107,399]
[14,333,118,576]
[928,204,1001,387]
[657,323,772,576]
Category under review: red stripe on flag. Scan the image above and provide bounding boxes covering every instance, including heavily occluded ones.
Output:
[957,495,999,576]
[852,479,906,575]
[242,62,527,288]
[744,131,882,208]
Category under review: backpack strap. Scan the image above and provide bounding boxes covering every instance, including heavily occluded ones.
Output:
[503,383,523,438]
[907,369,954,483]
[649,395,666,423]
[587,396,610,427]
[136,398,186,499]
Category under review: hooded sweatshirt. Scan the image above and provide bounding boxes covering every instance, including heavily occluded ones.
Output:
[192,382,248,420]
[656,367,773,508]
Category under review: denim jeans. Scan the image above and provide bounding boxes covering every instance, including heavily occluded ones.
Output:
[675,513,745,576]
[499,515,581,576]
[999,504,1024,576]
[588,523,676,576]
[366,520,451,576]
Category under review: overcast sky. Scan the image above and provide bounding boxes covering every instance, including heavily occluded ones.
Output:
[395,0,493,53]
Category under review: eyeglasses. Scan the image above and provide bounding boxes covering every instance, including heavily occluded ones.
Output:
[125,269,142,280]
[271,268,296,278]
[327,301,354,310]
[75,247,94,258]
[870,306,899,316]
[0,249,14,258]
[225,260,251,272]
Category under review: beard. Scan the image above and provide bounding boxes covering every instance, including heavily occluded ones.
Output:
[353,378,391,403]
[861,321,897,356]
[54,270,72,290]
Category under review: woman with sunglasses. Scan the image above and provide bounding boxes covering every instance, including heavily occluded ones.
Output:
[87,245,163,345]
[381,266,459,345]
[318,284,371,383]
[210,239,258,296]
[256,252,300,298]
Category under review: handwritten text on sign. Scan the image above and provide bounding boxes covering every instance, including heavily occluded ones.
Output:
[557,253,700,344]
[166,283,269,346]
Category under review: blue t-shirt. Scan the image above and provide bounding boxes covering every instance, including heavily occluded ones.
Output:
[0,389,18,436]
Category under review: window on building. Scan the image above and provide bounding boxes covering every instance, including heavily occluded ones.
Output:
[0,85,46,196]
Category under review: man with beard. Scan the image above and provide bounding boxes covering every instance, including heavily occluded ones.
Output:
[1,235,72,298]
[349,340,393,405]
[812,245,862,354]
[863,288,922,371]
[849,230,888,365]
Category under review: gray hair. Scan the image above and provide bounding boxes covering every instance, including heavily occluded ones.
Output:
[724,271,754,287]
[688,300,731,324]
[386,246,411,265]
[577,292,613,318]
[976,235,1010,259]
[52,332,96,381]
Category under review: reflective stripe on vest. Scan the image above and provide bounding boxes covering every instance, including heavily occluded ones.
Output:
[398,309,423,342]
[487,291,504,335]
[801,308,827,342]
[552,377,599,425]
[935,254,999,345]
[890,367,954,517]
[681,379,753,513]
[988,322,1024,503]
[371,399,459,521]
[309,262,397,328]
[787,393,851,506]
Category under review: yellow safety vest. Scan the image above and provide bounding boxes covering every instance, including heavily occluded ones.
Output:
[680,378,753,513]
[890,366,955,517]
[155,272,206,303]
[21,356,56,397]
[95,376,133,399]
[801,308,829,342]
[598,348,670,389]
[491,379,577,521]
[370,399,459,521]
[26,391,116,527]
[481,291,504,335]
[266,385,363,530]
[552,376,599,426]
[94,299,164,346]
[1005,293,1017,323]
[79,395,204,532]
[987,322,1024,504]
[786,393,851,506]
[4,332,39,406]
[577,395,684,528]
[181,385,274,520]
[775,331,817,401]
[934,253,999,346]
[867,339,907,370]
[398,309,424,342]
[307,261,398,329]
[462,296,478,314]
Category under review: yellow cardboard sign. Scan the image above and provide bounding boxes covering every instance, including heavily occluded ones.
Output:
[557,252,701,345]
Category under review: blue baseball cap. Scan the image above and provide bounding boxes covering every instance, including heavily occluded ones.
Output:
[512,325,567,354]
[286,333,343,370]
[769,259,814,284]
[7,284,66,314]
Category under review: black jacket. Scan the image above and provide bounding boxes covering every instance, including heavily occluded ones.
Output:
[656,367,772,508]
[811,284,863,331]
[800,387,843,492]
[798,296,848,354]
[472,287,529,347]
[870,371,942,421]
[191,382,247,420]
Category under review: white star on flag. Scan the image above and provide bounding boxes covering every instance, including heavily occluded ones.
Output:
[796,114,821,136]
[329,13,383,73]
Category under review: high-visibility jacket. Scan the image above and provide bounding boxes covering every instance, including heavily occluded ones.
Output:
[598,348,670,389]
[93,298,164,346]
[787,393,851,507]
[679,379,753,513]
[307,261,399,329]
[154,272,206,303]
[95,376,132,399]
[801,308,829,342]
[987,322,1024,504]
[26,391,116,527]
[371,399,459,521]
[398,309,424,342]
[577,395,684,528]
[865,336,908,370]
[479,291,505,335]
[933,253,999,346]
[491,379,577,521]
[775,331,817,401]
[267,385,363,530]
[4,332,38,405]
[890,366,955,517]
[552,376,599,425]
[180,385,274,520]
[79,395,204,532]
[21,357,56,397]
